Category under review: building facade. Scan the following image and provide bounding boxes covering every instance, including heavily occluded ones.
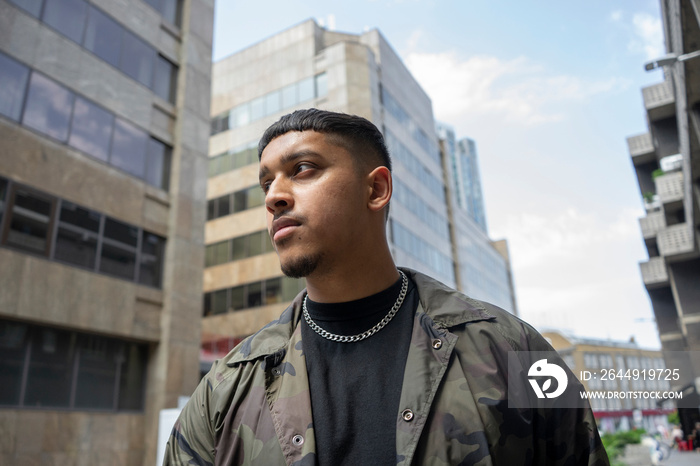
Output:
[0,0,213,464]
[437,123,517,313]
[544,331,674,434]
[626,0,700,436]
[202,19,517,362]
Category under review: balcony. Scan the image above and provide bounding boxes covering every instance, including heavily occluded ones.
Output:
[655,171,684,204]
[642,80,675,121]
[657,223,694,257]
[639,211,666,238]
[640,257,668,286]
[627,133,655,164]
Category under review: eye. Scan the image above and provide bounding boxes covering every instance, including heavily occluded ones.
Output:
[294,163,315,175]
[260,180,271,194]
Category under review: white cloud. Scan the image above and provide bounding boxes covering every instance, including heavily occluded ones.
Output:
[492,207,640,270]
[609,10,623,22]
[404,51,626,128]
[629,12,664,59]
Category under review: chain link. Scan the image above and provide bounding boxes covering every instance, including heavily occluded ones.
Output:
[303,270,408,343]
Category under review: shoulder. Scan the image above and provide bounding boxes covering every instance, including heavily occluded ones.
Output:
[404,268,552,353]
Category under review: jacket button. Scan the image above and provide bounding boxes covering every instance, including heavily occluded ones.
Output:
[432,339,442,350]
[272,368,281,376]
[292,434,304,446]
[401,409,414,422]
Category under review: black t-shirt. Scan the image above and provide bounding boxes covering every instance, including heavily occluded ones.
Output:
[301,274,418,466]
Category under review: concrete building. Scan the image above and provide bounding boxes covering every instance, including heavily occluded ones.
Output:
[0,0,213,464]
[202,19,518,362]
[625,0,700,436]
[544,331,674,434]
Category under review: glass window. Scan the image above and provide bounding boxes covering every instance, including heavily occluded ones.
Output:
[0,178,8,225]
[118,342,146,410]
[100,242,136,280]
[248,231,263,257]
[68,97,114,162]
[0,321,28,405]
[100,218,138,280]
[247,282,262,308]
[282,277,302,302]
[153,55,176,103]
[281,83,297,108]
[298,76,314,102]
[211,241,228,266]
[145,139,171,190]
[230,104,250,128]
[23,73,74,141]
[211,289,227,315]
[74,336,117,409]
[216,194,230,218]
[264,278,281,305]
[315,73,328,98]
[4,188,54,255]
[265,91,280,115]
[24,328,76,408]
[0,53,30,122]
[230,286,245,311]
[104,217,138,247]
[206,199,216,220]
[54,202,100,269]
[161,0,181,26]
[247,186,264,209]
[233,190,247,213]
[250,96,264,121]
[110,119,148,178]
[231,236,246,260]
[8,0,44,18]
[263,232,274,253]
[120,31,155,87]
[42,0,88,44]
[139,232,165,287]
[83,6,122,68]
[232,149,249,169]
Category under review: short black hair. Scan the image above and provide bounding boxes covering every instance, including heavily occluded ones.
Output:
[258,109,391,172]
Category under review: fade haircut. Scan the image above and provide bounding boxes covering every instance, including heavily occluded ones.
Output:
[258,109,391,173]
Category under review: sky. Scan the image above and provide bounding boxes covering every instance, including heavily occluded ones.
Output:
[213,0,667,348]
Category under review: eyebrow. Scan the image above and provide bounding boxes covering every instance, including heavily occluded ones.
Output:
[258,150,322,182]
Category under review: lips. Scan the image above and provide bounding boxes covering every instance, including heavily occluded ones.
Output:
[271,216,301,242]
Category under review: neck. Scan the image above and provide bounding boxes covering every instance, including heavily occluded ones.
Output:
[304,247,399,303]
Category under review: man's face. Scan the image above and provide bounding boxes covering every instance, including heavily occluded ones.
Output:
[259,131,369,278]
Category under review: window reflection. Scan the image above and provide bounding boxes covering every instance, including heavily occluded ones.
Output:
[23,73,74,141]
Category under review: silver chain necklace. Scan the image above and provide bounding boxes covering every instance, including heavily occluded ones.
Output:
[302,270,408,343]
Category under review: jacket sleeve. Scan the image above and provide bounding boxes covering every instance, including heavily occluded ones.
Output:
[162,366,217,466]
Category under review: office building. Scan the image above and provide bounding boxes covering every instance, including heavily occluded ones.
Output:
[202,19,517,362]
[437,123,517,313]
[626,0,700,436]
[544,331,673,434]
[0,0,213,464]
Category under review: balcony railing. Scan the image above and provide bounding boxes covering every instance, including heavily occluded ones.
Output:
[640,257,668,285]
[658,223,694,257]
[642,80,674,111]
[639,211,666,238]
[655,171,684,204]
[627,133,654,158]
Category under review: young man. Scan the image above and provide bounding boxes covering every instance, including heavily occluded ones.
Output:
[165,109,608,465]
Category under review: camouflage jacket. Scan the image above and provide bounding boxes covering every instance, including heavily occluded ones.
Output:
[164,269,609,465]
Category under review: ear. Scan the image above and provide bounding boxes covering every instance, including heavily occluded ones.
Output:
[367,166,392,213]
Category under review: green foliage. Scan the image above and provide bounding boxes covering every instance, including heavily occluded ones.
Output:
[643,191,655,203]
[667,411,679,425]
[652,169,665,179]
[601,429,646,463]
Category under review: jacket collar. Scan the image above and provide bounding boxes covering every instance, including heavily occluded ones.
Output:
[226,268,495,366]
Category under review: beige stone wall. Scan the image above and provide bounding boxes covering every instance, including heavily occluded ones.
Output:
[0,410,145,465]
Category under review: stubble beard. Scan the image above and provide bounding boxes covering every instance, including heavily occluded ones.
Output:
[280,253,322,278]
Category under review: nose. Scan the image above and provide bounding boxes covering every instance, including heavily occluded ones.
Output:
[265,177,294,215]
